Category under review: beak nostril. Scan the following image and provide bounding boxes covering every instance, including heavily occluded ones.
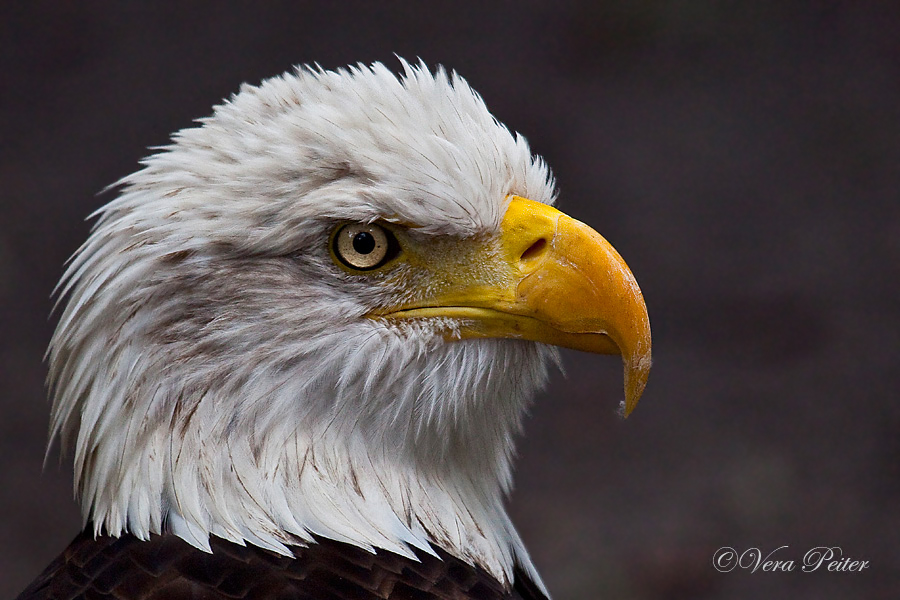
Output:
[520,238,548,262]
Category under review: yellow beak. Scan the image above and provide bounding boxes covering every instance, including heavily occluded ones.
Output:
[380,196,651,416]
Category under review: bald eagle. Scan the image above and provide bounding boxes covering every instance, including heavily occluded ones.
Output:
[19,61,650,599]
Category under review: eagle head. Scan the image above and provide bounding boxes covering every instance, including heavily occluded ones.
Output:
[47,60,650,590]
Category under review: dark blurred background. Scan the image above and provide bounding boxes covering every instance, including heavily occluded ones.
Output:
[2,2,898,598]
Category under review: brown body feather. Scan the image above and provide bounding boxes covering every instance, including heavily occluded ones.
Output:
[17,530,546,600]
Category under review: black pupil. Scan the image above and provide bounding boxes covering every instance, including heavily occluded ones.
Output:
[352,231,376,254]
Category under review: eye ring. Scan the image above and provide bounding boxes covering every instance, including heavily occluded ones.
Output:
[332,223,397,271]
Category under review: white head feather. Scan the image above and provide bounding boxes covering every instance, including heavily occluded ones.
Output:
[48,60,558,590]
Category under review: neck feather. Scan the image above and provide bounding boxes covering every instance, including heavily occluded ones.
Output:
[53,326,553,591]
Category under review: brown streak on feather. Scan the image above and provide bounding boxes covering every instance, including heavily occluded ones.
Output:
[297,445,310,480]
[159,249,194,264]
[347,463,364,499]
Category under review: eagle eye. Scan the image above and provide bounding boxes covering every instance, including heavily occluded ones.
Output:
[332,223,397,271]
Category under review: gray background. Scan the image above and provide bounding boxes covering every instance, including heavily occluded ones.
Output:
[2,2,898,598]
